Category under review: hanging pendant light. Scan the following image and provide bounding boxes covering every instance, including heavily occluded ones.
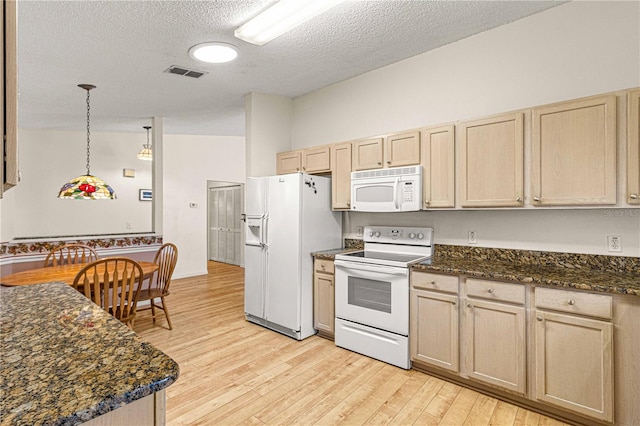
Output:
[58,84,116,200]
[137,126,153,161]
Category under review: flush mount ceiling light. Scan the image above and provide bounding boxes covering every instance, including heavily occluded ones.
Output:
[234,0,345,46]
[58,84,116,200]
[189,42,238,63]
[137,126,153,161]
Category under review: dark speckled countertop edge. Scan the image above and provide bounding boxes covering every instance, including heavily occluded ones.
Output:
[312,243,640,298]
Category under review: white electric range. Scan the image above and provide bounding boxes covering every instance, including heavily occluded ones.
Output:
[334,225,433,369]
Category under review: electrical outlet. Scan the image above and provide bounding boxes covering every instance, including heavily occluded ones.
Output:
[356,226,363,237]
[468,230,477,244]
[125,222,132,229]
[607,235,622,252]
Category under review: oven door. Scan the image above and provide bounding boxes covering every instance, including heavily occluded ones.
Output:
[334,259,409,335]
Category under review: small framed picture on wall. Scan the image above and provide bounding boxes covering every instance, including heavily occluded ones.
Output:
[139,189,152,201]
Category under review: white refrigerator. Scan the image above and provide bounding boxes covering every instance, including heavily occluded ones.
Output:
[244,172,342,340]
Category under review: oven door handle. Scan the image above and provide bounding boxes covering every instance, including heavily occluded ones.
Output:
[334,260,409,276]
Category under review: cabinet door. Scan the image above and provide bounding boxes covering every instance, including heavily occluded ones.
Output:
[421,125,455,208]
[352,137,383,171]
[531,95,617,206]
[459,112,524,207]
[331,142,352,210]
[2,0,18,196]
[410,288,459,373]
[303,146,330,174]
[385,131,420,168]
[628,89,640,205]
[534,310,613,422]
[313,271,334,337]
[464,299,526,395]
[276,151,302,175]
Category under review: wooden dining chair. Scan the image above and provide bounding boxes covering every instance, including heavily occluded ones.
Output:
[72,257,144,328]
[44,243,98,267]
[137,243,178,330]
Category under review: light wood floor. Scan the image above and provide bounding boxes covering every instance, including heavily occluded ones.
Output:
[134,261,570,426]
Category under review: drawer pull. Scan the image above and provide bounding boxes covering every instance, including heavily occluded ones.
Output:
[487,288,494,294]
[321,264,326,270]
[430,280,436,285]
[451,300,456,305]
[631,194,638,199]
[537,316,543,321]
[467,303,472,308]
[533,196,540,202]
[567,299,575,305]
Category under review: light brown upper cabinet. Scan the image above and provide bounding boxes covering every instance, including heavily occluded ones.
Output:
[385,130,421,168]
[459,112,524,207]
[276,150,302,175]
[302,146,330,174]
[627,89,640,205]
[531,95,617,206]
[331,142,352,210]
[421,125,455,208]
[352,137,384,171]
[2,0,19,197]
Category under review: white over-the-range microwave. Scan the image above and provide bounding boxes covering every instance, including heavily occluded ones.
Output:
[350,165,422,212]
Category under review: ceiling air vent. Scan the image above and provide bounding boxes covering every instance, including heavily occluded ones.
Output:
[164,65,208,79]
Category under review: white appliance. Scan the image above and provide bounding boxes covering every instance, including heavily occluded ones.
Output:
[244,172,342,340]
[334,225,433,369]
[350,166,422,212]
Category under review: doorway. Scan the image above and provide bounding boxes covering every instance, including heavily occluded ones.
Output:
[207,181,244,266]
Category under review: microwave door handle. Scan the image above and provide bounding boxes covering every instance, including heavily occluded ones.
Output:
[395,178,401,209]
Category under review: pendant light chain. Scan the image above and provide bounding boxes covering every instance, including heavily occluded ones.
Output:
[85,88,92,176]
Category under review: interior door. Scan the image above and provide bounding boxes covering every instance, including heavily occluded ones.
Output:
[208,185,242,265]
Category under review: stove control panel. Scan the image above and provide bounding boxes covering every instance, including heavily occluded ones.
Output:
[363,226,433,246]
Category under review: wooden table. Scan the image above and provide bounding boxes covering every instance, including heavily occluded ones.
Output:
[0,261,159,287]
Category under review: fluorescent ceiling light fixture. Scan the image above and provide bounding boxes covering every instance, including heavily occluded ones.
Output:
[235,0,345,46]
[189,42,238,63]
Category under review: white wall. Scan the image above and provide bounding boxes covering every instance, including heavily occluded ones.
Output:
[245,93,293,177]
[162,134,245,278]
[291,1,640,147]
[287,1,640,257]
[7,129,153,239]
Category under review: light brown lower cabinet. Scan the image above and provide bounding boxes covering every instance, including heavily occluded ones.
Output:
[410,288,459,373]
[409,272,637,425]
[534,288,614,423]
[313,258,335,339]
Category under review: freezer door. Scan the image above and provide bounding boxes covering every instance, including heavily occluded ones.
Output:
[244,243,266,319]
[246,177,267,216]
[264,174,301,331]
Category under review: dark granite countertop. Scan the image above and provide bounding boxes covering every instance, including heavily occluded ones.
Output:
[312,248,355,260]
[413,254,640,297]
[0,282,179,425]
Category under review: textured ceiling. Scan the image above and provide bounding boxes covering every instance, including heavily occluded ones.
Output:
[17,0,564,136]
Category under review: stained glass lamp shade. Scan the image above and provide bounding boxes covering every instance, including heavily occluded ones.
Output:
[58,84,116,200]
[58,175,116,199]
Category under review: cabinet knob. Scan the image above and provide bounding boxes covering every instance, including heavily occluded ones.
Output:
[451,300,456,305]
[430,280,436,285]
[425,200,430,206]
[321,264,325,270]
[487,288,494,294]
[347,201,351,207]
[631,194,638,199]
[516,197,522,203]
[568,299,575,305]
[302,167,306,171]
[386,161,391,164]
[467,303,472,308]
[533,197,540,202]
[378,161,382,166]
[537,316,543,321]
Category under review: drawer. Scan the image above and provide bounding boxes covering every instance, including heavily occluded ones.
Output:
[411,271,458,294]
[315,259,334,274]
[535,287,612,320]
[465,278,525,305]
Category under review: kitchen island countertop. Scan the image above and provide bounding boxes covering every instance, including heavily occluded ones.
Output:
[0,281,179,425]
